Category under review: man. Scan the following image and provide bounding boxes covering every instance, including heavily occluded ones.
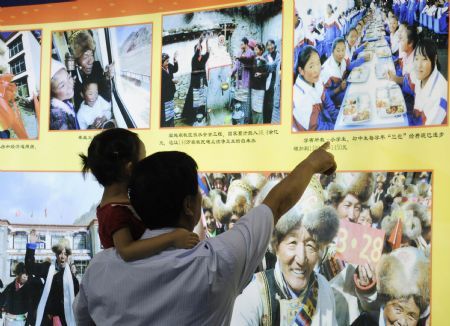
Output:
[74,143,336,325]
[26,234,79,326]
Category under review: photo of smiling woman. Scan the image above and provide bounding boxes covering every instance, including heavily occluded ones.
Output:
[231,180,340,325]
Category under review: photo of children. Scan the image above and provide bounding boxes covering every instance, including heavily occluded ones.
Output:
[0,31,41,139]
[161,0,282,127]
[196,171,432,325]
[292,0,448,132]
[50,23,152,130]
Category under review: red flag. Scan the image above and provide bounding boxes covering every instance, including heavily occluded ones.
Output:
[387,218,403,250]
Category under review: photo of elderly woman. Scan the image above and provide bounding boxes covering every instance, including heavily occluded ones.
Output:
[195,170,432,325]
[0,30,40,139]
[293,0,448,132]
[161,0,282,128]
[50,23,152,130]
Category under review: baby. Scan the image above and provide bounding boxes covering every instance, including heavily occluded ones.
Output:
[77,82,112,129]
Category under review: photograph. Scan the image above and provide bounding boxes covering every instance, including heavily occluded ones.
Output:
[50,23,152,131]
[292,0,448,132]
[0,30,41,140]
[0,171,103,325]
[161,0,282,127]
[0,169,432,325]
[198,171,432,326]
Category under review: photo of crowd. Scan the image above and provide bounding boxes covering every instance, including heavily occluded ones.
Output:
[197,171,432,325]
[0,31,41,139]
[161,1,282,127]
[50,23,152,131]
[293,0,448,132]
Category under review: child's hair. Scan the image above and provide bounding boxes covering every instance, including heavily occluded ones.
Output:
[80,128,142,187]
[254,43,265,53]
[347,27,358,37]
[82,81,97,95]
[404,25,420,51]
[332,37,345,52]
[415,38,439,72]
[296,45,319,72]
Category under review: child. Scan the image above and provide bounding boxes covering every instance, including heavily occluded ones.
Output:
[80,128,199,261]
[77,82,112,130]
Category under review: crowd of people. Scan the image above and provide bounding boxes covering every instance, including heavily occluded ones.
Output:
[293,1,448,131]
[161,32,281,127]
[201,171,432,325]
[50,30,115,131]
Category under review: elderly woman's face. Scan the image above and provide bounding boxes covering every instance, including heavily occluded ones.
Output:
[384,297,420,326]
[78,50,95,75]
[277,225,319,294]
[337,194,361,222]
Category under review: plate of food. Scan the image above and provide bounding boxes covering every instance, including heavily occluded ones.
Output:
[348,66,370,83]
[376,86,406,118]
[376,47,391,58]
[375,60,395,79]
[342,93,371,125]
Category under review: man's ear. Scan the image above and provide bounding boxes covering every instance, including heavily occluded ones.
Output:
[125,161,133,177]
[182,195,194,217]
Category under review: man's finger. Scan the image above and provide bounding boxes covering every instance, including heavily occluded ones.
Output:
[320,141,331,150]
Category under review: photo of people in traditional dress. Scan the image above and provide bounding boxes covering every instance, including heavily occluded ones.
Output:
[0,30,41,139]
[293,0,448,132]
[196,171,432,325]
[50,23,152,130]
[0,171,103,325]
[161,0,282,127]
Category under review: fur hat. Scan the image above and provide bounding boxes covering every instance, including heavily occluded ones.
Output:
[403,202,431,229]
[405,184,418,197]
[419,172,429,179]
[376,247,429,310]
[242,173,267,193]
[212,173,225,181]
[202,195,213,211]
[254,179,281,207]
[417,182,430,198]
[274,206,339,247]
[386,185,403,198]
[370,201,384,223]
[211,179,252,222]
[70,30,95,60]
[328,173,374,204]
[381,208,422,242]
[51,59,67,80]
[376,173,387,184]
[52,238,72,256]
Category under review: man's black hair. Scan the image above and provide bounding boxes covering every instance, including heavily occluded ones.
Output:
[129,151,199,229]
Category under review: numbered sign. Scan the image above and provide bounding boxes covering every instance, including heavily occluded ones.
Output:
[335,219,386,266]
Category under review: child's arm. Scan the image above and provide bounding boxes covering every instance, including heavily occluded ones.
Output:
[112,227,200,262]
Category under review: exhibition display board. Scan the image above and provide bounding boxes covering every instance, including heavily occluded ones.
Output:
[0,0,449,324]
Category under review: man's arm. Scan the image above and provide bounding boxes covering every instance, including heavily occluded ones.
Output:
[263,142,336,223]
